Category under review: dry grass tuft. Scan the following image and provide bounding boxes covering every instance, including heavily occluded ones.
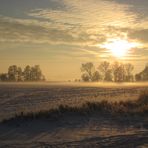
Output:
[2,91,148,123]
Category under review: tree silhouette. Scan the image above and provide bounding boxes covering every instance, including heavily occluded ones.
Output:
[17,67,23,81]
[112,62,125,82]
[80,62,136,82]
[135,64,148,81]
[24,65,31,81]
[124,63,134,82]
[31,65,43,81]
[81,73,90,82]
[0,65,46,82]
[8,65,18,81]
[0,73,8,81]
[98,61,112,81]
[81,62,95,81]
[92,71,101,82]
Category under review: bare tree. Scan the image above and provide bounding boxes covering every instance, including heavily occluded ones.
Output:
[24,65,31,81]
[135,73,141,81]
[8,65,18,81]
[112,62,125,82]
[0,65,46,82]
[98,61,112,81]
[142,65,148,81]
[135,64,148,81]
[81,73,89,82]
[24,65,44,81]
[31,65,43,81]
[105,69,113,81]
[81,62,95,81]
[0,73,8,81]
[124,63,134,82]
[92,71,101,82]
[17,67,23,81]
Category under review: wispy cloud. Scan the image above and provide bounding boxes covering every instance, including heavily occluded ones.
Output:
[0,15,105,45]
[29,0,137,28]
[0,0,139,46]
[128,29,148,43]
[0,0,147,64]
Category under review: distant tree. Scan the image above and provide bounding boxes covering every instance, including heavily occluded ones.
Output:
[34,65,42,81]
[112,62,125,82]
[118,64,126,82]
[81,62,95,81]
[30,65,43,81]
[0,73,8,81]
[8,65,18,81]
[30,66,35,81]
[135,65,148,81]
[142,65,148,81]
[124,63,134,82]
[80,62,147,82]
[135,73,142,81]
[105,69,113,81]
[81,73,90,82]
[74,79,81,82]
[24,65,31,81]
[74,79,78,82]
[0,65,46,82]
[98,61,112,81]
[112,62,118,82]
[24,65,44,81]
[92,71,101,82]
[17,67,23,81]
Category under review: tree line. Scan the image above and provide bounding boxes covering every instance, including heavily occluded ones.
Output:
[0,65,45,82]
[0,62,147,82]
[81,61,148,82]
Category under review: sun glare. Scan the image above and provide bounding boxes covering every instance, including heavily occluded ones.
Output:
[100,39,140,58]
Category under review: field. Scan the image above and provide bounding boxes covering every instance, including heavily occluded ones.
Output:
[0,82,148,148]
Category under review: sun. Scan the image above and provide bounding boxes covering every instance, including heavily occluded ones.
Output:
[100,39,140,58]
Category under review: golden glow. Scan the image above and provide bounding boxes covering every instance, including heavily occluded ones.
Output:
[100,39,141,58]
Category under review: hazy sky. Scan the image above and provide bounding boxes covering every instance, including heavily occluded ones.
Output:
[0,0,148,80]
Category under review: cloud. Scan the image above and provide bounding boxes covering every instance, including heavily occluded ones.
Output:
[103,26,148,48]
[0,0,139,46]
[128,29,148,43]
[0,0,147,61]
[29,0,137,29]
[0,16,106,45]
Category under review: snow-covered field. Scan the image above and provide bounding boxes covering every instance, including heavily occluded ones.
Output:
[0,82,148,147]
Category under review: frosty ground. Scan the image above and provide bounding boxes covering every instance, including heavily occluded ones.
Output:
[0,82,147,148]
